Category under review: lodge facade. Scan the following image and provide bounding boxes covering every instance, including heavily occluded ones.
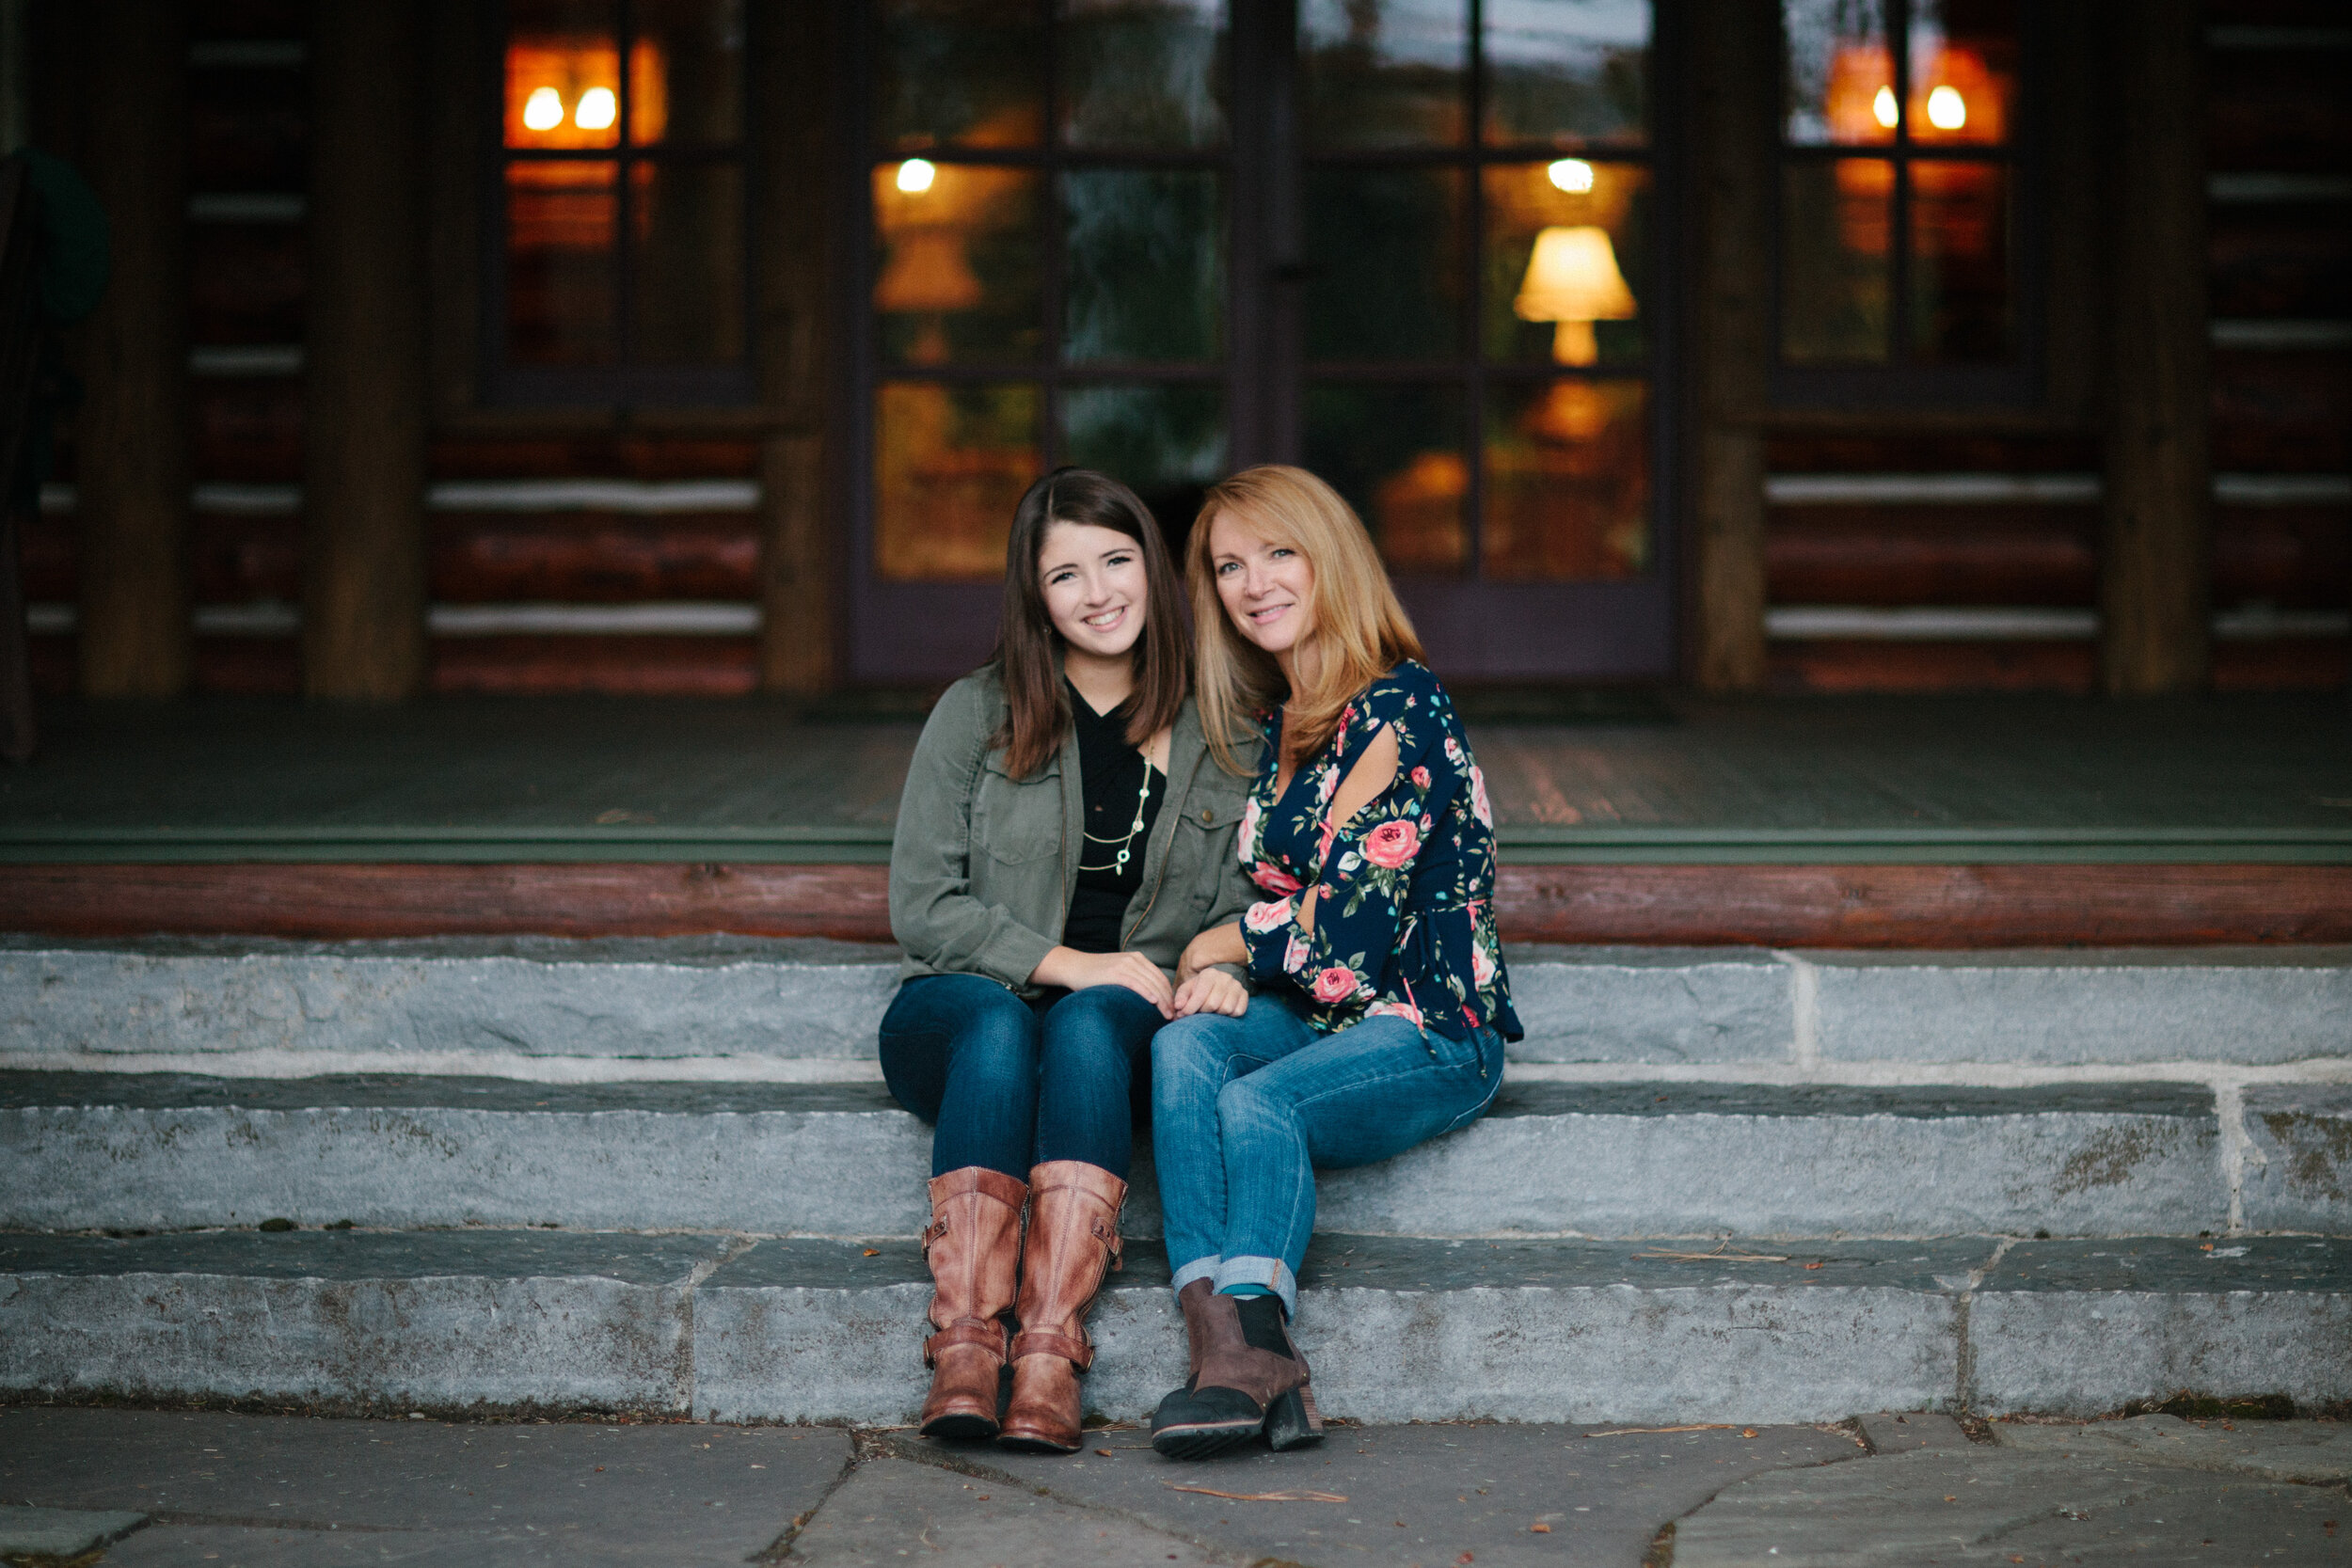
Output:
[8,0,2345,702]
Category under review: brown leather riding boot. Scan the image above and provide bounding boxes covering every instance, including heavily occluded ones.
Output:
[996,1161,1126,1452]
[919,1165,1027,1440]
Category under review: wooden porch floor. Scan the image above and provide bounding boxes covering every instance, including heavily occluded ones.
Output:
[1,692,2344,865]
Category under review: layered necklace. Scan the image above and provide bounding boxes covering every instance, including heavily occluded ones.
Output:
[1080,753,1158,876]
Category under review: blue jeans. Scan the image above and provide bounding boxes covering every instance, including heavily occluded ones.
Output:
[1151,995,1505,1318]
[879,973,1161,1181]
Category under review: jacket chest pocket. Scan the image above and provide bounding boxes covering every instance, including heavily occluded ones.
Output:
[973,757,1062,866]
[1172,787,1249,905]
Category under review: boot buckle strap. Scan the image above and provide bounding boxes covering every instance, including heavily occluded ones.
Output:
[1009,1328,1094,1370]
[920,1216,948,1250]
[1094,1219,1123,1270]
[924,1319,1006,1368]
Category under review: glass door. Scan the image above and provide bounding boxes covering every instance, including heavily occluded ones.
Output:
[849,0,1672,683]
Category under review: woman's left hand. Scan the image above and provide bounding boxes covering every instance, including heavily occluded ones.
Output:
[1176,922,1247,984]
[1171,966,1249,1018]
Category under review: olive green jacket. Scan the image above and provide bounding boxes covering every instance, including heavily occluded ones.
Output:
[889,667,1262,995]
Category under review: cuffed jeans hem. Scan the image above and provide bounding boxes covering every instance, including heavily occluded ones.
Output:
[1213,1255,1297,1320]
[1170,1256,1221,1295]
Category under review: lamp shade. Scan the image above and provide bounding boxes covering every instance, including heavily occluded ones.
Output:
[1513,226,1636,366]
[874,229,984,314]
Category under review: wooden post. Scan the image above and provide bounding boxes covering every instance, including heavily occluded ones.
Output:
[2101,2,2209,695]
[754,1,838,695]
[1686,0,1777,692]
[303,0,429,701]
[76,0,190,698]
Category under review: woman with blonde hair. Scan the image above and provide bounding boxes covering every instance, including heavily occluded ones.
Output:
[1146,464,1521,1458]
[884,467,1260,1452]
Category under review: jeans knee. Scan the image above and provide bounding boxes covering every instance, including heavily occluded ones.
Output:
[1151,1013,1232,1089]
[951,996,1039,1085]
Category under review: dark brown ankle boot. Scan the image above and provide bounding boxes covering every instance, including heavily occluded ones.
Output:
[1149,1291,1322,1459]
[996,1161,1126,1452]
[919,1165,1027,1440]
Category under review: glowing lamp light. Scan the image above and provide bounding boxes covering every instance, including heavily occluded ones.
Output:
[1873,86,1898,128]
[574,86,617,131]
[1927,85,1966,130]
[1547,158,1595,194]
[896,158,936,195]
[522,86,564,132]
[1513,225,1636,366]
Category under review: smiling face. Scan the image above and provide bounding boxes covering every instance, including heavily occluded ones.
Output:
[1208,508,1317,661]
[1038,519,1151,662]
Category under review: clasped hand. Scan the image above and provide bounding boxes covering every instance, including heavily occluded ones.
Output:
[1031,943,1247,1019]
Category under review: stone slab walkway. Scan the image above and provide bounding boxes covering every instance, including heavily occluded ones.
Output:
[2,1406,2340,1566]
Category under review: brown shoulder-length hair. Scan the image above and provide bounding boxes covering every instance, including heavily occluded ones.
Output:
[1186,465,1423,775]
[989,467,1188,779]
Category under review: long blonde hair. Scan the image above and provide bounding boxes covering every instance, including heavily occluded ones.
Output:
[1187,465,1424,774]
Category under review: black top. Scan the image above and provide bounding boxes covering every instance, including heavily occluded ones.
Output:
[1061,683,1164,955]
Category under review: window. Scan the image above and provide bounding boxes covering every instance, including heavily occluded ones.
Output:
[1776,0,2032,402]
[866,0,1232,581]
[852,1,1671,681]
[1299,0,1654,582]
[490,0,752,404]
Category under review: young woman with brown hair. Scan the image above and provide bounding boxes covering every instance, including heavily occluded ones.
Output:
[1146,464,1522,1458]
[882,467,1260,1452]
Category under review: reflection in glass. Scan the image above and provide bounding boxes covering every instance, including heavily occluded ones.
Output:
[1484,379,1647,580]
[507,160,617,364]
[1484,161,1648,365]
[631,163,744,362]
[1063,170,1224,363]
[1061,0,1226,148]
[507,0,623,150]
[1305,168,1463,360]
[874,164,1042,365]
[1910,161,2009,360]
[1301,0,1468,148]
[1783,0,1892,145]
[1061,385,1227,551]
[1908,0,2014,146]
[631,0,743,146]
[877,0,1045,150]
[875,381,1041,580]
[1305,384,1466,575]
[1483,0,1648,148]
[1781,159,1890,362]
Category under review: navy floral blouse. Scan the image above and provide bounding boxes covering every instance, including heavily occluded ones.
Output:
[1236,660,1521,1042]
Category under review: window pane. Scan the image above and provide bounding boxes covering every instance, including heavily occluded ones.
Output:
[1484,379,1648,580]
[1781,158,1890,363]
[1484,0,1648,149]
[631,162,744,362]
[507,0,622,150]
[1063,170,1224,363]
[1060,384,1228,549]
[1304,383,1466,575]
[1484,160,1649,367]
[507,161,617,364]
[1910,161,2009,360]
[630,0,743,147]
[1301,0,1468,149]
[1304,167,1464,360]
[1909,0,2014,147]
[875,381,1041,580]
[1061,0,1226,149]
[874,164,1042,365]
[1783,0,1892,145]
[877,0,1045,150]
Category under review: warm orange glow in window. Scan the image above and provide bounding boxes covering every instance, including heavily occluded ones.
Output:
[504,38,666,149]
[1823,44,1896,142]
[1910,47,2005,143]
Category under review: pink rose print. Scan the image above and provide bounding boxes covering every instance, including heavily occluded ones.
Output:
[1469,764,1493,829]
[1282,932,1310,974]
[1244,897,1294,934]
[1252,862,1302,895]
[1470,938,1497,989]
[1367,999,1424,1029]
[1311,965,1359,1004]
[1409,766,1431,789]
[1444,736,1465,766]
[1239,795,1262,853]
[1316,821,1338,864]
[1361,817,1421,868]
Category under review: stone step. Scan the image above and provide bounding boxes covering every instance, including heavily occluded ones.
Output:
[3,1229,2344,1426]
[7,937,2350,1075]
[8,1072,2338,1238]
